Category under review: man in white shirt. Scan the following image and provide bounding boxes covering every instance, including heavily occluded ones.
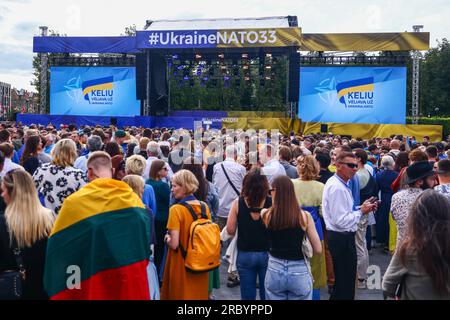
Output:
[213,145,247,231]
[143,141,173,182]
[322,152,378,300]
[259,144,286,186]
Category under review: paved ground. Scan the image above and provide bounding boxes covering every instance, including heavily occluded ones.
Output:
[214,247,392,300]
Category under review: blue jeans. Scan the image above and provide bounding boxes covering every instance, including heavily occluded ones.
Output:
[265,255,313,300]
[236,251,269,300]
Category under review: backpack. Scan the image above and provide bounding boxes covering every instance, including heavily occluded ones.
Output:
[177,201,221,273]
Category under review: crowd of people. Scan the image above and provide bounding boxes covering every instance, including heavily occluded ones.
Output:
[0,121,449,300]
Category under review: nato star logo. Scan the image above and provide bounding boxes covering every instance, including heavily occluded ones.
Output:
[315,77,337,106]
[64,76,83,103]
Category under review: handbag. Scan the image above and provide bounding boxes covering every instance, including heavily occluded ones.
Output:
[0,243,26,300]
[301,210,314,278]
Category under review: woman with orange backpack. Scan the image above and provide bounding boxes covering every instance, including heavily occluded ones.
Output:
[161,170,220,300]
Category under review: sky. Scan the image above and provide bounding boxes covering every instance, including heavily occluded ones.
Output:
[0,0,449,91]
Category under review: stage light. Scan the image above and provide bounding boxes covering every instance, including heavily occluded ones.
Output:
[195,54,202,59]
[173,54,179,59]
[243,64,249,70]
[244,76,251,81]
[242,53,249,59]
[265,76,271,80]
[218,53,225,59]
[177,65,185,70]
[266,53,272,58]
[183,76,189,81]
[265,65,272,70]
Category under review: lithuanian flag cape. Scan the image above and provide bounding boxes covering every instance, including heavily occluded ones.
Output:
[44,178,150,300]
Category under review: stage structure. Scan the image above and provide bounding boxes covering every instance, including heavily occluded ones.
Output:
[30,16,432,133]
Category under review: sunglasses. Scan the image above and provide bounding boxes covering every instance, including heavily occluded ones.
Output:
[338,162,358,169]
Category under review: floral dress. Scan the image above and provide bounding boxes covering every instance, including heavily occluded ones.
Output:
[390,188,423,248]
[33,164,88,214]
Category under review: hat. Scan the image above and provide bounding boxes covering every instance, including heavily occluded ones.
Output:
[406,161,435,184]
[77,130,85,136]
[115,130,126,138]
[437,159,450,175]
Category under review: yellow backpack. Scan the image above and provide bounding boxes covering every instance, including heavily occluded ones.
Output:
[178,202,221,273]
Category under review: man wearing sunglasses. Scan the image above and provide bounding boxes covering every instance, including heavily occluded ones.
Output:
[323,152,379,300]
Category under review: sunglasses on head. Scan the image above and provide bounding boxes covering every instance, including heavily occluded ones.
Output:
[338,162,358,169]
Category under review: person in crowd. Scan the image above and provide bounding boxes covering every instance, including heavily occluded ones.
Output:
[226,167,272,300]
[147,160,171,278]
[394,152,409,173]
[43,134,56,155]
[20,135,42,176]
[161,170,211,300]
[168,135,194,174]
[259,144,286,186]
[322,152,378,300]
[353,149,378,289]
[137,137,150,159]
[391,161,436,249]
[278,146,298,179]
[383,190,450,300]
[13,129,37,164]
[0,170,55,300]
[434,159,450,200]
[33,139,88,214]
[125,155,157,215]
[74,135,103,173]
[262,175,322,300]
[391,149,428,193]
[426,145,439,163]
[111,155,126,181]
[113,130,128,155]
[105,142,122,158]
[213,145,246,287]
[181,157,220,299]
[291,155,327,299]
[375,156,399,251]
[315,152,334,185]
[389,140,401,158]
[0,143,24,179]
[126,143,137,159]
[144,142,173,182]
[44,151,150,300]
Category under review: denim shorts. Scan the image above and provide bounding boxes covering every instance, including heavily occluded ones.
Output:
[264,255,313,300]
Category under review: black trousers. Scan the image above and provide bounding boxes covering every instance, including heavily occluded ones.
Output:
[327,230,357,300]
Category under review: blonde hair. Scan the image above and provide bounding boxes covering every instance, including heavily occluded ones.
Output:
[51,139,78,167]
[125,155,147,176]
[139,137,150,151]
[3,170,55,248]
[297,155,320,181]
[172,169,199,195]
[122,175,145,197]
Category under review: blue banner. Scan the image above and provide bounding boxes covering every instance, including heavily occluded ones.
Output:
[50,67,140,117]
[299,67,407,124]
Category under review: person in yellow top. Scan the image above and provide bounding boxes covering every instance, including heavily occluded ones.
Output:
[161,170,211,300]
[291,155,327,300]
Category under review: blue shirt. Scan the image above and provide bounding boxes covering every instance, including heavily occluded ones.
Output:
[142,184,157,217]
[12,145,24,164]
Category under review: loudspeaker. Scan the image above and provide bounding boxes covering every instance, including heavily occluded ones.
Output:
[110,117,117,126]
[321,124,328,133]
[135,53,148,101]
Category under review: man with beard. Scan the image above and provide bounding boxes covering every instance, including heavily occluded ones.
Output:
[391,161,436,249]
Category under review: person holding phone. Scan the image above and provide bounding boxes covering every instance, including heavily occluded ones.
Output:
[322,152,379,300]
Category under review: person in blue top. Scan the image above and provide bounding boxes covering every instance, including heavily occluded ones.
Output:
[114,130,128,155]
[125,155,157,215]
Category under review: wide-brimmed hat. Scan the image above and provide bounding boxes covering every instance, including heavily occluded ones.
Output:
[406,161,435,184]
